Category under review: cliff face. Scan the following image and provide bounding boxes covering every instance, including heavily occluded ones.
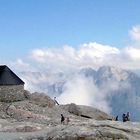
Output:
[0,93,140,140]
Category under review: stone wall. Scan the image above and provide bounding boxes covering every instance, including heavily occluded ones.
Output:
[0,85,25,102]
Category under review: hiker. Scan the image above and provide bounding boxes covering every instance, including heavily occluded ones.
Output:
[122,113,126,122]
[126,112,130,121]
[61,114,65,124]
[54,97,59,105]
[115,115,118,121]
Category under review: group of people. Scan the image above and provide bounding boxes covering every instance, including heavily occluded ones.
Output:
[115,112,130,122]
[122,112,130,122]
[61,114,70,125]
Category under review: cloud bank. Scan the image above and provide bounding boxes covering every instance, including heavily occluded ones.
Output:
[10,25,140,72]
[58,75,111,113]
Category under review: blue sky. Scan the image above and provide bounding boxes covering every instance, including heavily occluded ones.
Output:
[0,0,140,61]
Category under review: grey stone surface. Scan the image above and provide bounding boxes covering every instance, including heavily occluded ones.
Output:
[29,92,55,107]
[62,103,112,120]
[0,93,139,140]
[67,103,82,116]
[0,118,140,140]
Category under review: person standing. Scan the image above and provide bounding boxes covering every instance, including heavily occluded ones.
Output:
[126,112,130,121]
[54,97,59,105]
[122,114,126,122]
[115,116,118,121]
[61,114,65,124]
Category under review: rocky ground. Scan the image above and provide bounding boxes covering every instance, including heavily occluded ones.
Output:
[0,92,140,140]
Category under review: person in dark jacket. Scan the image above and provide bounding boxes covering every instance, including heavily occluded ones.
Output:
[115,115,118,121]
[126,112,130,121]
[61,114,65,124]
[122,113,126,122]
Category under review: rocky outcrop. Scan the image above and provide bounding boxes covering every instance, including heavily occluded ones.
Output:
[0,93,140,140]
[62,103,112,120]
[67,103,82,116]
[29,92,55,107]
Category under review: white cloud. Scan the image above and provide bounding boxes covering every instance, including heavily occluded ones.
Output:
[29,42,121,72]
[9,59,31,71]
[124,47,140,60]
[129,25,140,42]
[11,36,140,73]
[58,75,111,113]
[31,48,51,63]
[28,41,140,72]
[119,25,140,68]
[78,42,119,58]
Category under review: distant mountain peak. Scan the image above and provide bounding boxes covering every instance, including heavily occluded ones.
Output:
[97,66,130,81]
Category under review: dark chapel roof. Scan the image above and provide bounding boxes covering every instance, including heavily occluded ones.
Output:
[0,65,24,85]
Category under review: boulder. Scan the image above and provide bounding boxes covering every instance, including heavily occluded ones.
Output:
[67,103,82,116]
[62,103,112,120]
[30,92,55,107]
